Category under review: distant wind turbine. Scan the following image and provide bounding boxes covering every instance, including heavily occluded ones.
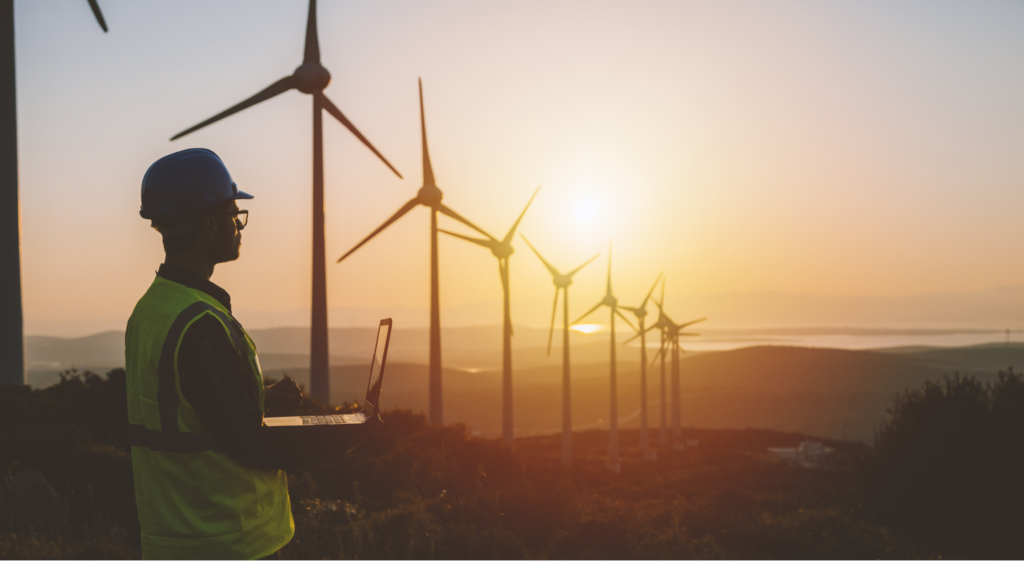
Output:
[520,235,599,465]
[646,295,704,444]
[620,272,663,460]
[439,188,540,444]
[571,242,637,472]
[1,0,109,386]
[170,0,402,404]
[337,79,492,426]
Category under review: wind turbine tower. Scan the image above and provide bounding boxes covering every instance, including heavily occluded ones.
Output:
[337,80,492,425]
[1,0,108,386]
[170,0,403,404]
[440,189,540,444]
[572,242,636,472]
[620,273,663,460]
[521,235,599,465]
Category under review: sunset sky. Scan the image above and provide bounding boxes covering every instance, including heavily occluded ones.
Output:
[14,0,1024,333]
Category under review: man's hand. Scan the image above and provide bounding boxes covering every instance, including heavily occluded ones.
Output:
[264,377,304,413]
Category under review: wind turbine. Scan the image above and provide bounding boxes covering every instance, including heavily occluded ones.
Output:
[571,242,636,472]
[1,0,108,386]
[170,0,403,404]
[337,79,493,426]
[520,235,599,464]
[620,272,663,460]
[439,188,540,445]
[646,295,704,446]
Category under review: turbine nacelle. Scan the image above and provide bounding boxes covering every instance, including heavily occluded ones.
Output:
[552,275,573,289]
[417,183,443,207]
[492,243,514,260]
[602,294,618,308]
[294,62,331,94]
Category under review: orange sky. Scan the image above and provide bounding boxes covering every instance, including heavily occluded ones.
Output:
[14,0,1024,332]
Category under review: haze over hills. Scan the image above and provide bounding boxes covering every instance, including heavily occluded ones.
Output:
[22,323,1024,443]
[26,285,1024,337]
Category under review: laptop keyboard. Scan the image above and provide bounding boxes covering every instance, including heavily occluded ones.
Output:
[301,414,364,425]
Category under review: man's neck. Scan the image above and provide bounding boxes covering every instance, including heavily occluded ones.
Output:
[163,252,215,282]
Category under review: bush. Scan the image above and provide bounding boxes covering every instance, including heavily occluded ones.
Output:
[862,369,1024,557]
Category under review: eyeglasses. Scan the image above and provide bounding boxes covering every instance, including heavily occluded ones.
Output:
[226,209,248,230]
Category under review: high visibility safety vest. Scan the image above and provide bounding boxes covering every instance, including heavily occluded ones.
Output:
[125,275,294,560]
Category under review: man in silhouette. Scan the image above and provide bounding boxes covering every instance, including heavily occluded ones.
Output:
[126,149,317,560]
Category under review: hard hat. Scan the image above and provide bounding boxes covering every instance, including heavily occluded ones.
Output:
[139,148,253,220]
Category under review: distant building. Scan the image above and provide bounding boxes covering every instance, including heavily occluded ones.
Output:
[768,441,834,468]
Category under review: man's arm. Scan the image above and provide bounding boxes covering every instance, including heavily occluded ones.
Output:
[176,314,321,471]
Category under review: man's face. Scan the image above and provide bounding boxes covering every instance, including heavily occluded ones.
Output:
[208,200,243,264]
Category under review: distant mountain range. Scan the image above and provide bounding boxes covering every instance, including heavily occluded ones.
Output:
[25,285,1024,337]
[21,323,1024,443]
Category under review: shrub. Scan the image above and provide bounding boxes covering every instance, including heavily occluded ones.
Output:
[862,369,1024,557]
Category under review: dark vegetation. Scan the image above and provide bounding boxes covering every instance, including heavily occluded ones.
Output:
[1,367,1022,559]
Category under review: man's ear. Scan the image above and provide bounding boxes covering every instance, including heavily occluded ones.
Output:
[203,212,221,242]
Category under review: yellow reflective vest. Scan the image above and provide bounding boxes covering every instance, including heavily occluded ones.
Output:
[125,275,294,559]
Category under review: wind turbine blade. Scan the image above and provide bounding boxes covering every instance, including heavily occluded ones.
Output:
[678,317,707,330]
[640,272,664,309]
[567,253,600,277]
[502,186,540,245]
[605,239,613,296]
[659,277,666,307]
[303,0,320,63]
[571,301,604,326]
[88,0,108,32]
[171,76,297,140]
[615,309,638,333]
[547,289,559,356]
[322,95,403,179]
[622,323,658,345]
[438,229,495,250]
[419,78,435,187]
[336,198,419,263]
[650,338,668,366]
[520,234,561,278]
[436,203,497,241]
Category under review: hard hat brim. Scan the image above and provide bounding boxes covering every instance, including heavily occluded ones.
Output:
[230,190,254,200]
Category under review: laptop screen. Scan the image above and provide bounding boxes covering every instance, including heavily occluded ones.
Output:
[363,319,391,417]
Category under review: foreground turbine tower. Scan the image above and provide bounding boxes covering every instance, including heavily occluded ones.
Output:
[521,235,598,465]
[0,0,108,386]
[572,243,636,472]
[170,0,402,404]
[440,188,540,444]
[620,273,663,460]
[337,80,492,425]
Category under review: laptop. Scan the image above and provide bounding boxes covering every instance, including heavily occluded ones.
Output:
[263,318,392,428]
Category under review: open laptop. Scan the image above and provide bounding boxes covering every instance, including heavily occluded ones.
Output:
[263,318,392,428]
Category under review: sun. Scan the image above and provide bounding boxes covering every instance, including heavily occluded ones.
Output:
[572,196,598,226]
[570,324,602,334]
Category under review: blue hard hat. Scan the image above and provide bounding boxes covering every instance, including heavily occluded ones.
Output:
[140,148,253,219]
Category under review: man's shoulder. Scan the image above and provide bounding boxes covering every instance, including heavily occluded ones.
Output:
[128,277,229,334]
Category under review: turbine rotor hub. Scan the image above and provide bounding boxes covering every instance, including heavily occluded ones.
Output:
[553,276,572,289]
[493,244,513,259]
[417,184,443,207]
[294,62,331,94]
[603,295,617,307]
